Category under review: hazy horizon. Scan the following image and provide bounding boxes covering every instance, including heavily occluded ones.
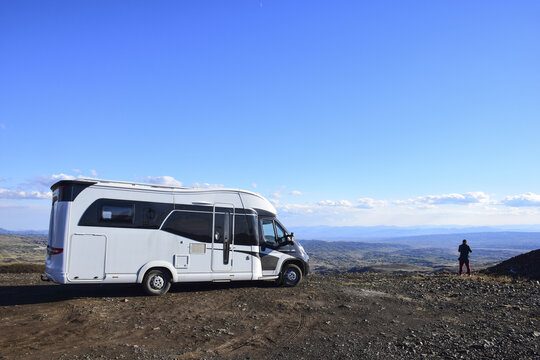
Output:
[5,223,540,236]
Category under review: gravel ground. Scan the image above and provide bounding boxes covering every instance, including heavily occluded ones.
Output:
[0,272,539,359]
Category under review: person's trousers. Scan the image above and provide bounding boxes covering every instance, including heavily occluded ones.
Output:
[459,259,471,275]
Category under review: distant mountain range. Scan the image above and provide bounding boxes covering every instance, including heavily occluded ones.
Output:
[2,225,540,250]
[289,225,540,251]
[301,232,540,250]
[289,225,540,240]
[0,228,47,236]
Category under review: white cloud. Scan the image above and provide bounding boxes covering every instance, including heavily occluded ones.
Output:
[501,192,540,207]
[314,198,386,210]
[314,198,386,209]
[356,198,387,209]
[275,198,529,227]
[145,176,183,187]
[275,199,385,220]
[394,192,490,207]
[29,174,76,189]
[271,191,284,199]
[1,173,80,201]
[318,200,354,207]
[0,189,52,199]
[192,182,224,189]
[277,202,314,214]
[269,198,280,207]
[289,190,302,196]
[71,169,98,178]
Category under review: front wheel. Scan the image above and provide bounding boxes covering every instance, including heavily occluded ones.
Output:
[281,264,302,287]
[142,269,171,296]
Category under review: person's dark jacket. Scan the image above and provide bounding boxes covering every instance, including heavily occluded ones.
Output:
[458,244,472,261]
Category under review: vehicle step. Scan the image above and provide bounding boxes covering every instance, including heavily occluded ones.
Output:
[259,276,279,280]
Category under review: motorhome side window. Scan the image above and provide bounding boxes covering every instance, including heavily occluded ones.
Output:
[213,213,231,243]
[162,211,212,243]
[101,204,134,223]
[234,215,257,246]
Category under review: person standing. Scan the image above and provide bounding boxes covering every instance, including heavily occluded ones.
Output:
[458,239,472,275]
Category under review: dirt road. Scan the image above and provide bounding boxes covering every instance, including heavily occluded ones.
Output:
[1,272,539,359]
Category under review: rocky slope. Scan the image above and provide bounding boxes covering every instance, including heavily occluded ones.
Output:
[0,272,539,359]
[482,249,540,280]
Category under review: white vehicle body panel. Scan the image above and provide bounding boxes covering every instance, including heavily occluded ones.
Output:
[44,179,309,290]
[68,234,106,281]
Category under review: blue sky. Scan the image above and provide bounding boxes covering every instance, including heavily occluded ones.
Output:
[1,1,540,230]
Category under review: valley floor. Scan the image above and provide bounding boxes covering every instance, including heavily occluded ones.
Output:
[0,272,539,359]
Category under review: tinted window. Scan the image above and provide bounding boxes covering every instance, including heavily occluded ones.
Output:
[214,213,231,244]
[162,211,212,243]
[234,215,257,246]
[79,199,173,229]
[101,205,134,223]
[52,181,96,202]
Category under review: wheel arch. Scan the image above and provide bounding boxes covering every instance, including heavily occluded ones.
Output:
[137,261,177,283]
[280,258,307,277]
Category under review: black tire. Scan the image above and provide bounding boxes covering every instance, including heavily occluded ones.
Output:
[281,263,302,287]
[142,269,171,296]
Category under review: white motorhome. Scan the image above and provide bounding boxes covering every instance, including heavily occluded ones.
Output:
[44,179,310,295]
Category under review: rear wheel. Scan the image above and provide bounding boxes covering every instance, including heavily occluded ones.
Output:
[281,263,302,287]
[142,269,171,296]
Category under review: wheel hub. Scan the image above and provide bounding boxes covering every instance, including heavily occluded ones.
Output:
[151,275,164,289]
[286,270,297,282]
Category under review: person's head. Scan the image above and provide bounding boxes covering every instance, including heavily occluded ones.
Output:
[462,239,467,244]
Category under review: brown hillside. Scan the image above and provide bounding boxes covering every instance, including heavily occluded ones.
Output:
[482,249,540,280]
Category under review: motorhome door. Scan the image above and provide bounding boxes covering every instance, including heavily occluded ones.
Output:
[212,203,234,272]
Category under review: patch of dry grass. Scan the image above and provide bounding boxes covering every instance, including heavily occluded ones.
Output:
[0,263,44,273]
[0,234,47,264]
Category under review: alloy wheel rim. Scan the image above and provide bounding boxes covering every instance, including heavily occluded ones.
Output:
[286,270,297,282]
[151,275,164,289]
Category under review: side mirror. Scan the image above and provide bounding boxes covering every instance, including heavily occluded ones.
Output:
[277,234,294,247]
[286,232,295,245]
